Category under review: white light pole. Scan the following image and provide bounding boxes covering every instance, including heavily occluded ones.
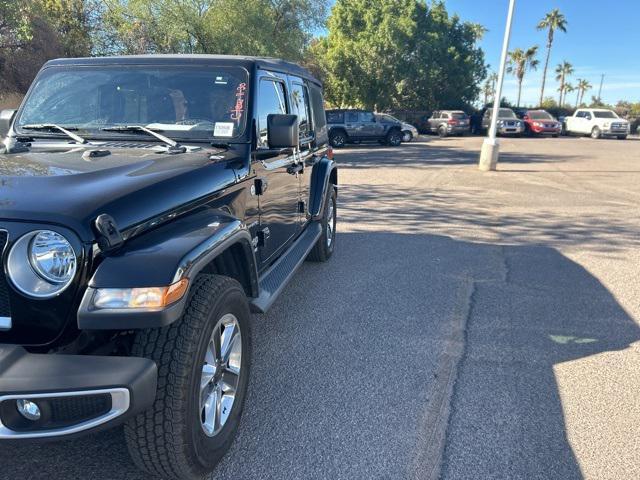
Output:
[479,0,516,172]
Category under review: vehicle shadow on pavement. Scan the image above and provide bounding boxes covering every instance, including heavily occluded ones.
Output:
[1,233,637,480]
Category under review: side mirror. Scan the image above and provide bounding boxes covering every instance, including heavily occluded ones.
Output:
[267,114,298,149]
[0,109,17,139]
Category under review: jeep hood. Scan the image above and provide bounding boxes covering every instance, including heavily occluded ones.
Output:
[0,142,244,241]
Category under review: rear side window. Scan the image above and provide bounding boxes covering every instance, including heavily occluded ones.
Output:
[326,111,343,123]
[359,112,375,122]
[257,78,287,147]
[308,83,328,145]
[346,112,359,123]
[290,82,312,141]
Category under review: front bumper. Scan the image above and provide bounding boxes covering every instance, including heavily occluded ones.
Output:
[602,127,629,136]
[0,344,156,439]
[498,125,524,135]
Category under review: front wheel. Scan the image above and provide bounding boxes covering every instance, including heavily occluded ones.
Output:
[591,126,601,139]
[125,275,251,480]
[617,135,627,140]
[386,130,403,146]
[307,185,337,262]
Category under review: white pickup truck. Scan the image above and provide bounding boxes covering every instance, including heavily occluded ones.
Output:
[564,108,630,139]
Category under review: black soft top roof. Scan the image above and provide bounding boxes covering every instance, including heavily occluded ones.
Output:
[44,54,321,86]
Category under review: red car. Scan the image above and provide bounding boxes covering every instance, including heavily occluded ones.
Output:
[521,110,561,137]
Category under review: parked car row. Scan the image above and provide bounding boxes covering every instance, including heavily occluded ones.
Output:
[324,105,631,149]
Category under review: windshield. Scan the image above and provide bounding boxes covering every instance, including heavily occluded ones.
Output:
[593,111,618,119]
[528,111,553,120]
[16,65,249,141]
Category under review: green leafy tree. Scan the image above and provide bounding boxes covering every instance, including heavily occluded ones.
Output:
[562,82,574,108]
[314,0,485,111]
[506,46,539,107]
[101,0,328,60]
[537,9,567,106]
[555,60,573,106]
[540,96,558,109]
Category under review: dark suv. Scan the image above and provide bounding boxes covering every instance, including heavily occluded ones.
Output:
[326,109,403,147]
[0,55,337,480]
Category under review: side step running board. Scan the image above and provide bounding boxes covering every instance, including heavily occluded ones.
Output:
[250,223,322,313]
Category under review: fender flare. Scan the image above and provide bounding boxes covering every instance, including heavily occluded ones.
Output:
[308,156,337,220]
[78,208,259,330]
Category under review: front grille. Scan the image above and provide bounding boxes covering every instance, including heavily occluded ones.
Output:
[0,231,11,317]
[611,123,626,131]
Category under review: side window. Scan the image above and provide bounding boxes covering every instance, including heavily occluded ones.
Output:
[575,111,584,118]
[360,112,375,122]
[326,111,343,123]
[291,82,313,141]
[346,111,359,123]
[257,78,287,147]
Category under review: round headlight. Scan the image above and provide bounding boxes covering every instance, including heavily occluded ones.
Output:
[7,230,77,298]
[29,231,76,284]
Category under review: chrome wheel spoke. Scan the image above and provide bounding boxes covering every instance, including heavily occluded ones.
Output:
[220,322,238,364]
[202,384,221,435]
[219,393,235,426]
[221,369,239,393]
[200,363,216,392]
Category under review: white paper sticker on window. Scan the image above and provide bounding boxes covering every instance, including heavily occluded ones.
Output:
[214,122,234,137]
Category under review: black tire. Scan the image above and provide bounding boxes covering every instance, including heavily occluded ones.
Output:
[386,129,402,146]
[591,126,601,139]
[617,135,627,140]
[329,130,347,148]
[552,134,559,138]
[125,275,251,480]
[307,185,336,262]
[437,125,447,138]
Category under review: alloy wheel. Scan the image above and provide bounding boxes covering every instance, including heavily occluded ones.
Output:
[200,313,242,437]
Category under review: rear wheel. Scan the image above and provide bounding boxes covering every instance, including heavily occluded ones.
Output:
[386,130,402,146]
[591,126,601,139]
[438,125,447,138]
[307,185,336,262]
[329,131,347,148]
[125,275,251,480]
[402,131,413,142]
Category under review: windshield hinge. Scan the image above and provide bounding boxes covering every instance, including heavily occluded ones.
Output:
[93,214,124,253]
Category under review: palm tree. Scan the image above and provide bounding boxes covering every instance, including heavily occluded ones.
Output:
[555,61,574,106]
[562,83,575,107]
[507,46,539,107]
[537,9,568,106]
[575,79,592,107]
[483,72,498,106]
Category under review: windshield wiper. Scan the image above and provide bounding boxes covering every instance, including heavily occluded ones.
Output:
[101,125,185,153]
[21,124,88,144]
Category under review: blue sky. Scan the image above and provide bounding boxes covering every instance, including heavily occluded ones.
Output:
[320,1,640,106]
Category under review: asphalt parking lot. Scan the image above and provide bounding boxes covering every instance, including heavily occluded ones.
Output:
[2,135,639,480]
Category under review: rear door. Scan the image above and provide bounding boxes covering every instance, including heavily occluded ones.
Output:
[253,73,301,267]
[359,111,384,139]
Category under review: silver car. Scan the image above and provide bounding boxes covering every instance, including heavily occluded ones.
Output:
[481,108,524,136]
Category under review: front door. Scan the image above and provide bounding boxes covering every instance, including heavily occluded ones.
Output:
[254,75,301,267]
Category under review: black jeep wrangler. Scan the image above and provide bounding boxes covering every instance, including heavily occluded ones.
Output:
[0,55,337,479]
[326,109,403,148]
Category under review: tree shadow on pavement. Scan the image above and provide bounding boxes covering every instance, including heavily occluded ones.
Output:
[0,233,637,480]
[338,141,579,169]
[338,183,640,254]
